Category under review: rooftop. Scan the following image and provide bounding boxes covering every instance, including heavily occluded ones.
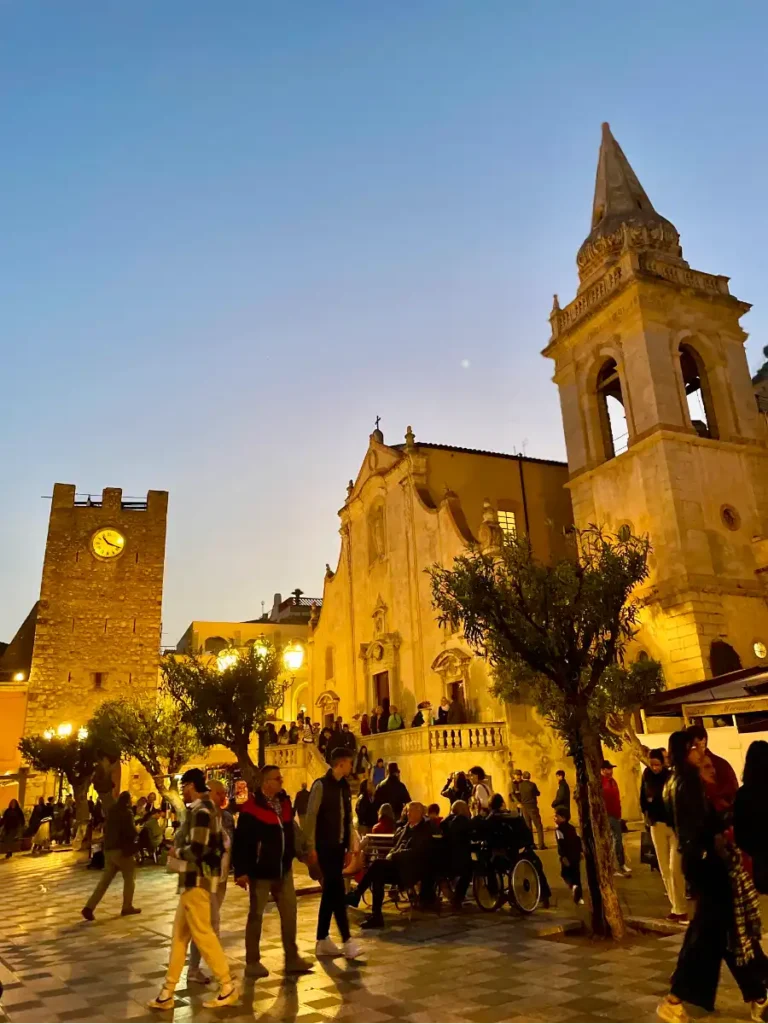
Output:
[392,440,567,468]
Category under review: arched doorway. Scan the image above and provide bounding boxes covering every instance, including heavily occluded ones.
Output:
[710,640,742,677]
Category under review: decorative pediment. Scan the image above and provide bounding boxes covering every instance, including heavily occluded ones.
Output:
[345,433,403,505]
[315,689,341,707]
[431,648,472,679]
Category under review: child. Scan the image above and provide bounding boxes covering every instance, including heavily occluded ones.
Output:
[427,803,443,827]
[554,805,583,904]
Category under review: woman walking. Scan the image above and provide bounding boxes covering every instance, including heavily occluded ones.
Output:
[640,748,687,921]
[657,731,768,1023]
[1,799,25,859]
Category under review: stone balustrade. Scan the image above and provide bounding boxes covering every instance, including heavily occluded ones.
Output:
[429,722,506,752]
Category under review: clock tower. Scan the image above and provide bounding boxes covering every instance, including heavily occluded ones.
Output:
[544,124,768,686]
[24,484,169,739]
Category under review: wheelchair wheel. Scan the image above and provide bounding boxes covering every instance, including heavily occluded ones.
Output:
[473,868,505,912]
[508,857,540,914]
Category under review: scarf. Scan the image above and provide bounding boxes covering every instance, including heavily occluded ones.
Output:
[725,842,762,966]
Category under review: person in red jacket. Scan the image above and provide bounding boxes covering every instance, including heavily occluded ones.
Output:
[600,760,631,877]
[686,724,738,814]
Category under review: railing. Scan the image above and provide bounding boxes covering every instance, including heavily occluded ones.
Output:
[429,723,506,751]
[265,741,328,781]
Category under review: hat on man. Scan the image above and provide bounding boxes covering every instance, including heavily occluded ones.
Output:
[180,767,208,792]
[601,759,616,770]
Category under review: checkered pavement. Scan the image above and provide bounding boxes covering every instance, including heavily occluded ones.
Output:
[0,850,761,1023]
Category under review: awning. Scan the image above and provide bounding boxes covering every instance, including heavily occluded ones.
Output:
[645,665,768,716]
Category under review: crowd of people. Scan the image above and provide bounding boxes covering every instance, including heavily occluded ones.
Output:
[7,712,768,1023]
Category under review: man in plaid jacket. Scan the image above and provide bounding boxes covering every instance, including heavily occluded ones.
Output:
[148,769,238,1011]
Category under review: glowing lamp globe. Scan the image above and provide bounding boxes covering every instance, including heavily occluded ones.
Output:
[57,723,73,738]
[216,648,239,672]
[283,642,304,673]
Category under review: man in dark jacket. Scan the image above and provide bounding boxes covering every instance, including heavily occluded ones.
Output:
[373,763,411,819]
[294,782,310,824]
[441,800,474,909]
[82,791,140,920]
[551,770,571,819]
[233,766,313,978]
[350,802,435,928]
[341,724,357,754]
[304,748,362,958]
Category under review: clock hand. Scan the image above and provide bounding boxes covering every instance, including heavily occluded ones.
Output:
[104,536,120,548]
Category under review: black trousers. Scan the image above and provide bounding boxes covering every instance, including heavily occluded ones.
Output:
[561,862,582,902]
[671,861,768,1011]
[317,844,351,943]
[369,859,400,916]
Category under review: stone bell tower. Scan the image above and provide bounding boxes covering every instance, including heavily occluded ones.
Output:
[544,123,768,686]
[24,484,168,738]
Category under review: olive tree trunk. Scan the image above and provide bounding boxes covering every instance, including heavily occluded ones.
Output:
[574,710,625,939]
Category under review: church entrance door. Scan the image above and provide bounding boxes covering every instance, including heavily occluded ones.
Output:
[374,670,390,706]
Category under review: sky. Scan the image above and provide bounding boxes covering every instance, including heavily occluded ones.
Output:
[2,1,768,646]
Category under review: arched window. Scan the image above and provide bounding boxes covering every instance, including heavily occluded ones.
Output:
[596,359,628,459]
[204,635,227,656]
[709,640,742,677]
[679,343,718,439]
[325,646,334,681]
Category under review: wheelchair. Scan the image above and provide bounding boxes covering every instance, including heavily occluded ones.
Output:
[470,838,541,914]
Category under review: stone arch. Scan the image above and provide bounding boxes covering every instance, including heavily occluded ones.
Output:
[678,340,719,439]
[203,635,227,655]
[709,639,742,677]
[595,357,629,459]
[582,345,632,465]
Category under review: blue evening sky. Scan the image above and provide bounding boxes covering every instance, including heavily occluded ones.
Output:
[2,1,767,644]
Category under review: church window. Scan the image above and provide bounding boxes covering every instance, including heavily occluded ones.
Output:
[325,646,334,680]
[710,640,742,677]
[679,343,718,439]
[497,510,517,538]
[596,359,628,459]
[92,672,106,690]
[204,635,227,656]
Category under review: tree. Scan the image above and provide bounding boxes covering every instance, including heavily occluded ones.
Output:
[18,724,118,848]
[90,692,203,819]
[428,525,663,939]
[161,641,286,790]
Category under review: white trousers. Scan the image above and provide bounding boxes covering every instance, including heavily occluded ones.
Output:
[650,821,687,916]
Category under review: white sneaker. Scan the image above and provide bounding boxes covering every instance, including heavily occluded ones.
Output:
[342,937,363,959]
[621,866,633,877]
[315,936,342,957]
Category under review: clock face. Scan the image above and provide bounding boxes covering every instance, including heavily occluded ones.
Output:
[92,527,126,560]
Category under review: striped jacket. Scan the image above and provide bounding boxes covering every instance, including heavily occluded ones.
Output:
[174,797,223,893]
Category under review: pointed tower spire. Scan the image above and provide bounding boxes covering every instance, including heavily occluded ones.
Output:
[577,123,683,291]
[591,122,656,230]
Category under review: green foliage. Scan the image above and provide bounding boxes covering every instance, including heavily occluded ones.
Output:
[161,641,286,763]
[90,692,203,783]
[428,525,663,750]
[18,723,117,789]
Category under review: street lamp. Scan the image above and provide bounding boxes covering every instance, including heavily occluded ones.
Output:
[13,672,25,682]
[77,727,89,741]
[283,642,304,673]
[216,648,239,672]
[57,723,73,738]
[253,635,271,660]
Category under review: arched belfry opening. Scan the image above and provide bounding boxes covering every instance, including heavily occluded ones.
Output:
[596,359,628,459]
[679,343,718,439]
[710,640,742,677]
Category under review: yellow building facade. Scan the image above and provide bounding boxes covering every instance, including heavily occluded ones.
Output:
[305,427,590,810]
[544,123,768,687]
